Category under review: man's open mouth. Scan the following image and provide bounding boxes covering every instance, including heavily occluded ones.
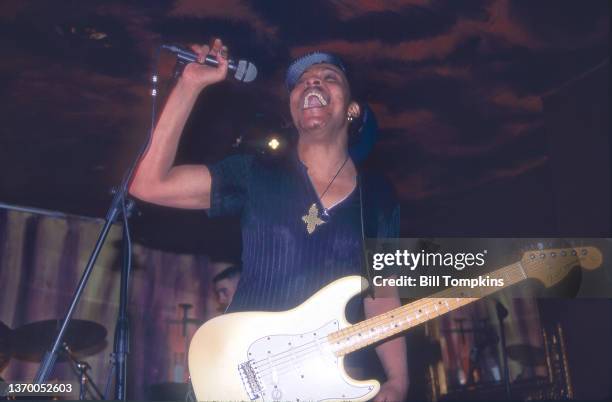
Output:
[302,89,329,109]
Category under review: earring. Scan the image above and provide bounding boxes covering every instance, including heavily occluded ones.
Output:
[347,114,354,122]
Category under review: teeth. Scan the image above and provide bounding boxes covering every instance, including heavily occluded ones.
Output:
[303,90,328,108]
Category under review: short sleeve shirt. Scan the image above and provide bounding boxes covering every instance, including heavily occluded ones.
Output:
[207,152,399,313]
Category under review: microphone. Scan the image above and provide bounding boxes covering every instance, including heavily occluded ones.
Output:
[161,44,257,83]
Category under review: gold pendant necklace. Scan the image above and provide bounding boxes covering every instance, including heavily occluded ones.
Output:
[302,203,325,234]
[301,155,349,235]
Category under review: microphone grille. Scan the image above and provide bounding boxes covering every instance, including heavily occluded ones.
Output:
[235,60,258,83]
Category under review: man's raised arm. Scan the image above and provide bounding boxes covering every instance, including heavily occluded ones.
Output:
[129,40,228,209]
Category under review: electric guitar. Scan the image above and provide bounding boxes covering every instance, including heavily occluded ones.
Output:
[189,247,602,401]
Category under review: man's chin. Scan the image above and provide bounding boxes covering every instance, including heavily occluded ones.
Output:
[304,122,325,132]
[299,116,329,132]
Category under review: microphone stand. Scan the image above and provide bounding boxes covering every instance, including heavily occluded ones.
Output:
[34,64,160,402]
[111,202,135,400]
[33,179,132,387]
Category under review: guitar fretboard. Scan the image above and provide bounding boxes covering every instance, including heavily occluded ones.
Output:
[327,261,528,356]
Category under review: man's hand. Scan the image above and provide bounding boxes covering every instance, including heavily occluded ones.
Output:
[374,379,408,402]
[364,293,409,402]
[129,38,230,208]
[181,38,229,90]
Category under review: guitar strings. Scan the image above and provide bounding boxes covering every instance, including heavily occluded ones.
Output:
[252,301,432,378]
[251,294,468,377]
[252,339,319,371]
[251,258,547,377]
[253,341,322,375]
[253,305,441,379]
[253,298,486,380]
[252,294,459,373]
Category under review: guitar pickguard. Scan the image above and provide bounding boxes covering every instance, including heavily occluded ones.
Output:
[239,320,374,401]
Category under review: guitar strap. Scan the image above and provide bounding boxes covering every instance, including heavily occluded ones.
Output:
[358,172,396,298]
[358,174,375,298]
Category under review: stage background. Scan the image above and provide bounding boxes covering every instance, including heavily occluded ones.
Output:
[1,205,557,400]
[0,205,224,400]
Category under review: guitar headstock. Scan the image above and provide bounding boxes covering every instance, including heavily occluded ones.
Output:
[521,246,602,287]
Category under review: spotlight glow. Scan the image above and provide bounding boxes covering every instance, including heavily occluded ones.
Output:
[268,138,280,150]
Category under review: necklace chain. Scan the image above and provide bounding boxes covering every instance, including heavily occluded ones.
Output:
[301,154,350,235]
[318,155,350,203]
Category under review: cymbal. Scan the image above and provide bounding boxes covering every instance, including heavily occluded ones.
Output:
[11,319,107,362]
[506,344,545,366]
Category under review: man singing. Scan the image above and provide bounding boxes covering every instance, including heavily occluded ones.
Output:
[130,38,408,401]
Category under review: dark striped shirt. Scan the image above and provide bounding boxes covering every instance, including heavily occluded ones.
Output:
[207,152,399,314]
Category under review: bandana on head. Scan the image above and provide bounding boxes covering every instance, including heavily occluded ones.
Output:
[285,52,347,91]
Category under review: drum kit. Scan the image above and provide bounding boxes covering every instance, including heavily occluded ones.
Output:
[0,303,204,401]
[441,316,546,388]
[0,319,107,399]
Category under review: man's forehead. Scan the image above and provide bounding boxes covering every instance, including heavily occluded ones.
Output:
[215,277,238,286]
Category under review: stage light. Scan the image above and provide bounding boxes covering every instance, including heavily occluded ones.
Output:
[268,137,280,150]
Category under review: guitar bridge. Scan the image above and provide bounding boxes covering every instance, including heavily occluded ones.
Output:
[238,360,262,400]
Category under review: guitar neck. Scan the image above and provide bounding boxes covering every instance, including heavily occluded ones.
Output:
[328,261,528,356]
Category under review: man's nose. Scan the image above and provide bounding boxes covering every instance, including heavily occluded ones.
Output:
[306,76,321,86]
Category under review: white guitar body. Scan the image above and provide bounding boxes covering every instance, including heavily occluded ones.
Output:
[188,276,379,401]
[189,246,603,401]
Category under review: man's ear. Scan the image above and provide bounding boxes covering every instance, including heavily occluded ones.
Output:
[348,102,361,120]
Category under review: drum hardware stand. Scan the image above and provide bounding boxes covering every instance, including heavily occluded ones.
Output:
[33,54,162,402]
[468,317,500,384]
[495,300,511,399]
[77,361,89,400]
[452,317,468,384]
[542,323,574,399]
[62,344,105,400]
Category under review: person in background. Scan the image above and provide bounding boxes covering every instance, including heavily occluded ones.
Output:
[212,265,241,312]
